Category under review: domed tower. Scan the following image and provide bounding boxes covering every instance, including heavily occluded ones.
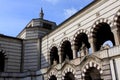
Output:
[17,8,56,39]
[17,9,56,72]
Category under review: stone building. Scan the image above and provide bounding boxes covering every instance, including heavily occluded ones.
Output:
[0,0,120,80]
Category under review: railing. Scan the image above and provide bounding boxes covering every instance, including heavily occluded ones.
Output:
[93,45,120,59]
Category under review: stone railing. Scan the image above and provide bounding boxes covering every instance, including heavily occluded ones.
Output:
[108,45,120,57]
[93,45,120,59]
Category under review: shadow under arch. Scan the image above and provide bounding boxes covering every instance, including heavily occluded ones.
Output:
[49,75,57,80]
[64,72,75,80]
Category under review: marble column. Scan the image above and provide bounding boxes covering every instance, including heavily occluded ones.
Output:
[89,37,96,53]
[58,48,62,63]
[71,44,77,59]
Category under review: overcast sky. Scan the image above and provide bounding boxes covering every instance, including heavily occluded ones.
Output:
[0,0,93,37]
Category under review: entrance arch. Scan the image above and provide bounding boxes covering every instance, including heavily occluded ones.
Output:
[64,72,75,80]
[49,75,57,80]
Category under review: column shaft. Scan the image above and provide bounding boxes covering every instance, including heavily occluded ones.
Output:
[89,37,96,53]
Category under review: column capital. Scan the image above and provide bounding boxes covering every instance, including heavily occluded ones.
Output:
[71,44,76,49]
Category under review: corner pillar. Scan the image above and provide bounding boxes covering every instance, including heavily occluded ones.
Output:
[58,48,62,63]
[112,28,120,45]
[72,44,77,59]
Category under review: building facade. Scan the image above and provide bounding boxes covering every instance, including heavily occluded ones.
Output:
[0,0,120,80]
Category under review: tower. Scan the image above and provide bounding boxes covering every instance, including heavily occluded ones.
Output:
[40,8,44,19]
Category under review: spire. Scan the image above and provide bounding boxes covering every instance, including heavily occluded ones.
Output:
[40,8,44,19]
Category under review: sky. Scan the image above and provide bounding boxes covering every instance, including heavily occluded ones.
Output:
[0,0,93,37]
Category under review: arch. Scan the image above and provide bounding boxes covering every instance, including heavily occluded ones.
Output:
[61,40,73,62]
[0,49,6,72]
[49,44,58,52]
[62,67,76,80]
[73,29,90,57]
[73,29,89,41]
[48,69,58,80]
[90,18,115,51]
[50,46,59,65]
[60,37,71,48]
[90,18,113,34]
[81,62,103,80]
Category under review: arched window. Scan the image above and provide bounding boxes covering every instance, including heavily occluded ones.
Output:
[61,41,73,62]
[92,23,115,51]
[50,46,59,65]
[0,50,5,72]
[64,72,75,80]
[75,33,90,57]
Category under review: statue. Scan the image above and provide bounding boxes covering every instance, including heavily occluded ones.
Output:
[100,44,110,50]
